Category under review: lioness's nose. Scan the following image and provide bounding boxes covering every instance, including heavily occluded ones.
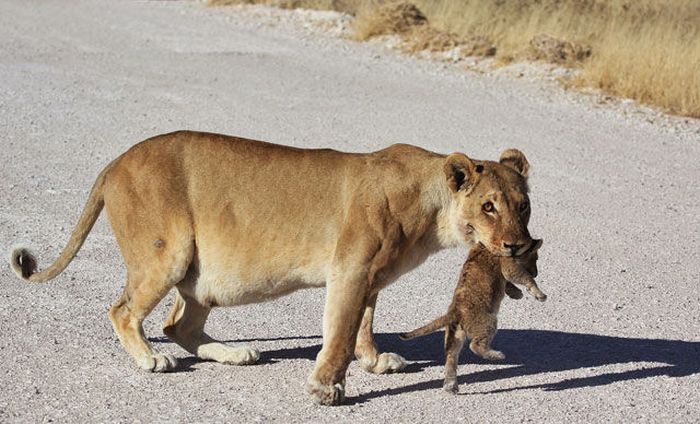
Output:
[503,242,525,256]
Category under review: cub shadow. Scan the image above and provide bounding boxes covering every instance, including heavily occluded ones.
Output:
[353,330,700,403]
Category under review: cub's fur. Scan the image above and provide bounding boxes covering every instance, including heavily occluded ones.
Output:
[401,239,545,393]
[9,131,533,405]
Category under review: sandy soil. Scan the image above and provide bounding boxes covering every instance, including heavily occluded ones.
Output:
[0,0,698,422]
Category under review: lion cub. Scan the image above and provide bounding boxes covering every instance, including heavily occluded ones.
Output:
[401,239,546,393]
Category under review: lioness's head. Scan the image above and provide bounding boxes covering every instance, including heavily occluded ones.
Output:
[443,148,532,257]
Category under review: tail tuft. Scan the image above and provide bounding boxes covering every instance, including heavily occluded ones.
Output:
[10,247,38,280]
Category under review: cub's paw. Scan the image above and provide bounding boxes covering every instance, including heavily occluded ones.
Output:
[306,377,345,406]
[360,352,407,374]
[505,285,523,300]
[137,353,178,373]
[528,287,548,302]
[483,350,506,361]
[443,378,458,394]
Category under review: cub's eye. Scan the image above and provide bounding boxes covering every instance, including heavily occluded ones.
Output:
[482,202,494,213]
[520,201,530,212]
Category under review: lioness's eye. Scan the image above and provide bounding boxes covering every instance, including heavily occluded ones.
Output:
[482,202,494,213]
[520,201,529,212]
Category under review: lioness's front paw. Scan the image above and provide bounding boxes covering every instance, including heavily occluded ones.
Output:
[137,353,177,373]
[360,352,407,374]
[306,377,345,406]
[198,343,260,365]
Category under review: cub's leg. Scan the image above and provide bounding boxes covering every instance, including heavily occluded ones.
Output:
[354,292,407,374]
[443,323,467,394]
[163,291,259,365]
[527,283,548,302]
[504,282,523,299]
[468,315,504,361]
[505,267,547,302]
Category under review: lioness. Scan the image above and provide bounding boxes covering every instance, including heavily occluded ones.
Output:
[401,239,545,393]
[10,131,533,405]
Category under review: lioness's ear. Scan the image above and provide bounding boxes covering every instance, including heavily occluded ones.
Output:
[500,148,529,178]
[444,153,481,193]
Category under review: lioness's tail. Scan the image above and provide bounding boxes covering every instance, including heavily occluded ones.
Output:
[400,315,450,340]
[9,162,114,283]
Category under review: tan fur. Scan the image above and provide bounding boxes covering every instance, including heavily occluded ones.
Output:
[9,131,533,405]
[401,239,545,393]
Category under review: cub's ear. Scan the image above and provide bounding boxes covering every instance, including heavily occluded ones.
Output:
[444,153,481,193]
[532,239,543,251]
[500,148,529,178]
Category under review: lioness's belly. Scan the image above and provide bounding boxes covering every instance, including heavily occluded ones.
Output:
[177,244,334,307]
[187,272,326,307]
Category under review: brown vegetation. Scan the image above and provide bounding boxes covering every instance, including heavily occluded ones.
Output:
[352,2,496,56]
[209,0,700,118]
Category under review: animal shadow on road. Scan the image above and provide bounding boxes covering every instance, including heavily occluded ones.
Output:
[351,330,700,402]
[151,330,699,402]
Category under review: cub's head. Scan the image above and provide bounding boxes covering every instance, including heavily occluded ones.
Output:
[443,148,533,257]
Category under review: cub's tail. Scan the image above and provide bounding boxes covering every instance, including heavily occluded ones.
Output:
[9,161,113,283]
[400,315,450,340]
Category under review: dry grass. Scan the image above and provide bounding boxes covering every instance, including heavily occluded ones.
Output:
[210,0,700,118]
[351,2,496,55]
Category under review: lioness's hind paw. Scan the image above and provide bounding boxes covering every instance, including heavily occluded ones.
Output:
[306,378,345,406]
[377,352,407,373]
[199,343,260,365]
[484,350,505,361]
[360,352,407,374]
[223,345,260,365]
[138,353,177,373]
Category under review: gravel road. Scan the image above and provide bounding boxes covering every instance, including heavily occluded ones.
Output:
[1,1,699,422]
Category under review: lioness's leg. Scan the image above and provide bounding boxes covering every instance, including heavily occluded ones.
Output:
[103,176,194,372]
[107,232,194,372]
[354,292,407,374]
[163,291,259,365]
[443,323,467,393]
[306,272,369,406]
[109,275,181,372]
